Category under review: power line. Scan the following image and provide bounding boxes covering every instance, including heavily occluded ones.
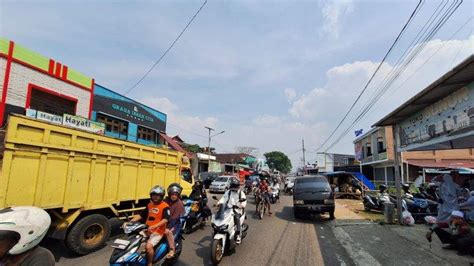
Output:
[366,16,473,124]
[123,0,208,95]
[323,0,465,152]
[315,0,424,152]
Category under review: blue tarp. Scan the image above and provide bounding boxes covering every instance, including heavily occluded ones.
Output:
[350,172,375,190]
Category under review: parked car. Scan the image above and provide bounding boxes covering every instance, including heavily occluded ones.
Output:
[200,172,220,189]
[209,176,233,193]
[293,175,335,220]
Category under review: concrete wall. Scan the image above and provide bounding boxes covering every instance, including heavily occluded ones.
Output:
[0,58,6,101]
[7,62,91,118]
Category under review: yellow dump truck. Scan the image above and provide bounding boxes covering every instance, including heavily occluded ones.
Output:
[0,115,194,254]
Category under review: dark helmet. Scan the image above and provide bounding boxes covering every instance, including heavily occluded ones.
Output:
[379,184,387,191]
[150,185,165,199]
[401,183,410,191]
[167,183,183,196]
[229,178,240,191]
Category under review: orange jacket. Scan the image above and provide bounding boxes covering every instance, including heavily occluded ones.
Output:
[144,201,170,235]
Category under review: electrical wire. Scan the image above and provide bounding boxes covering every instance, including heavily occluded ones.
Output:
[314,0,424,152]
[365,16,473,123]
[123,0,208,95]
[322,0,465,152]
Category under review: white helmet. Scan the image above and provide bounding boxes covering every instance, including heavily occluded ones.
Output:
[0,206,51,255]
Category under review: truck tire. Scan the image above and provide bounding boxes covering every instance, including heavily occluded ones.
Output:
[66,214,111,255]
[293,209,302,219]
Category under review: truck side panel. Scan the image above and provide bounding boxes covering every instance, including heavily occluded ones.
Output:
[0,115,189,212]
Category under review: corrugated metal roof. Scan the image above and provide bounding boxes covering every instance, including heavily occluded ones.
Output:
[374,55,474,127]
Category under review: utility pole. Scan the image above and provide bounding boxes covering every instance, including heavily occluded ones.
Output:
[302,139,306,174]
[393,125,403,224]
[204,126,225,173]
[205,126,214,172]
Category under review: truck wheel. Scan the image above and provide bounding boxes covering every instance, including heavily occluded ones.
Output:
[66,214,111,255]
[294,210,302,219]
[329,211,335,220]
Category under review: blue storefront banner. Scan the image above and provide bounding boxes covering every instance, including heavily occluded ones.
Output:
[93,84,167,132]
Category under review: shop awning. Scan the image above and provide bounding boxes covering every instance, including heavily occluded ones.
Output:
[406,159,474,169]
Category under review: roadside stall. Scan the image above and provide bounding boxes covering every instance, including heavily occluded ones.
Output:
[323,171,374,199]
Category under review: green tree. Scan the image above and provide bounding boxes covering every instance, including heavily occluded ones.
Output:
[264,151,292,174]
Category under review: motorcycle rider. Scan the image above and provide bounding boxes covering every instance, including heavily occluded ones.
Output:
[270,178,281,203]
[257,178,272,215]
[216,178,247,244]
[0,206,55,265]
[164,183,185,259]
[130,185,170,266]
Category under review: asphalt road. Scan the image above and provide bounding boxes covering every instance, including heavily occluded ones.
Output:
[46,193,349,266]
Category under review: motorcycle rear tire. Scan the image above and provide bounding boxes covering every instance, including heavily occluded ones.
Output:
[211,238,224,265]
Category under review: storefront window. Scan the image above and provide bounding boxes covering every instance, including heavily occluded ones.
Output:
[30,87,76,116]
[96,113,128,138]
[137,126,157,143]
[377,137,386,153]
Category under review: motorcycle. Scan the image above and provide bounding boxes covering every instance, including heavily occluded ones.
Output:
[363,192,391,212]
[401,195,438,224]
[182,198,211,234]
[109,221,183,265]
[243,182,253,195]
[210,196,248,265]
[270,187,279,204]
[285,181,294,195]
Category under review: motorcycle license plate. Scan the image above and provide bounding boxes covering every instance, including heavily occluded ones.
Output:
[111,239,130,250]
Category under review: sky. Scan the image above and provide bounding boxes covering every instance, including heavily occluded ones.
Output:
[1,0,473,170]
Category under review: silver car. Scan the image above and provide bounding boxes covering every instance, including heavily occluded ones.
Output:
[209,176,233,193]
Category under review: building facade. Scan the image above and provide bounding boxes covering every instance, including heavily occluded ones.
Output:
[354,126,395,183]
[317,152,356,173]
[91,84,167,145]
[354,126,474,184]
[0,38,93,125]
[0,38,172,149]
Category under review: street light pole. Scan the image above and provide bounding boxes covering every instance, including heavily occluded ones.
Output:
[205,126,225,173]
[205,127,214,172]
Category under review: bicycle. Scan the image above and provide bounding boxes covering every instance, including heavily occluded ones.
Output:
[255,192,269,220]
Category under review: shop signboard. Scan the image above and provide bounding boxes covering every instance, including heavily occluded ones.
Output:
[399,84,474,150]
[26,108,63,125]
[63,114,105,135]
[93,85,167,132]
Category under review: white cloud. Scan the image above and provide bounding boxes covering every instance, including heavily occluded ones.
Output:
[321,0,355,39]
[288,60,392,120]
[140,97,218,142]
[284,88,297,103]
[141,97,179,114]
[287,36,473,157]
[253,114,282,126]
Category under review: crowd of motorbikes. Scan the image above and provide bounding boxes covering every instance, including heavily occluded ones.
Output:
[109,176,284,265]
[363,182,463,224]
